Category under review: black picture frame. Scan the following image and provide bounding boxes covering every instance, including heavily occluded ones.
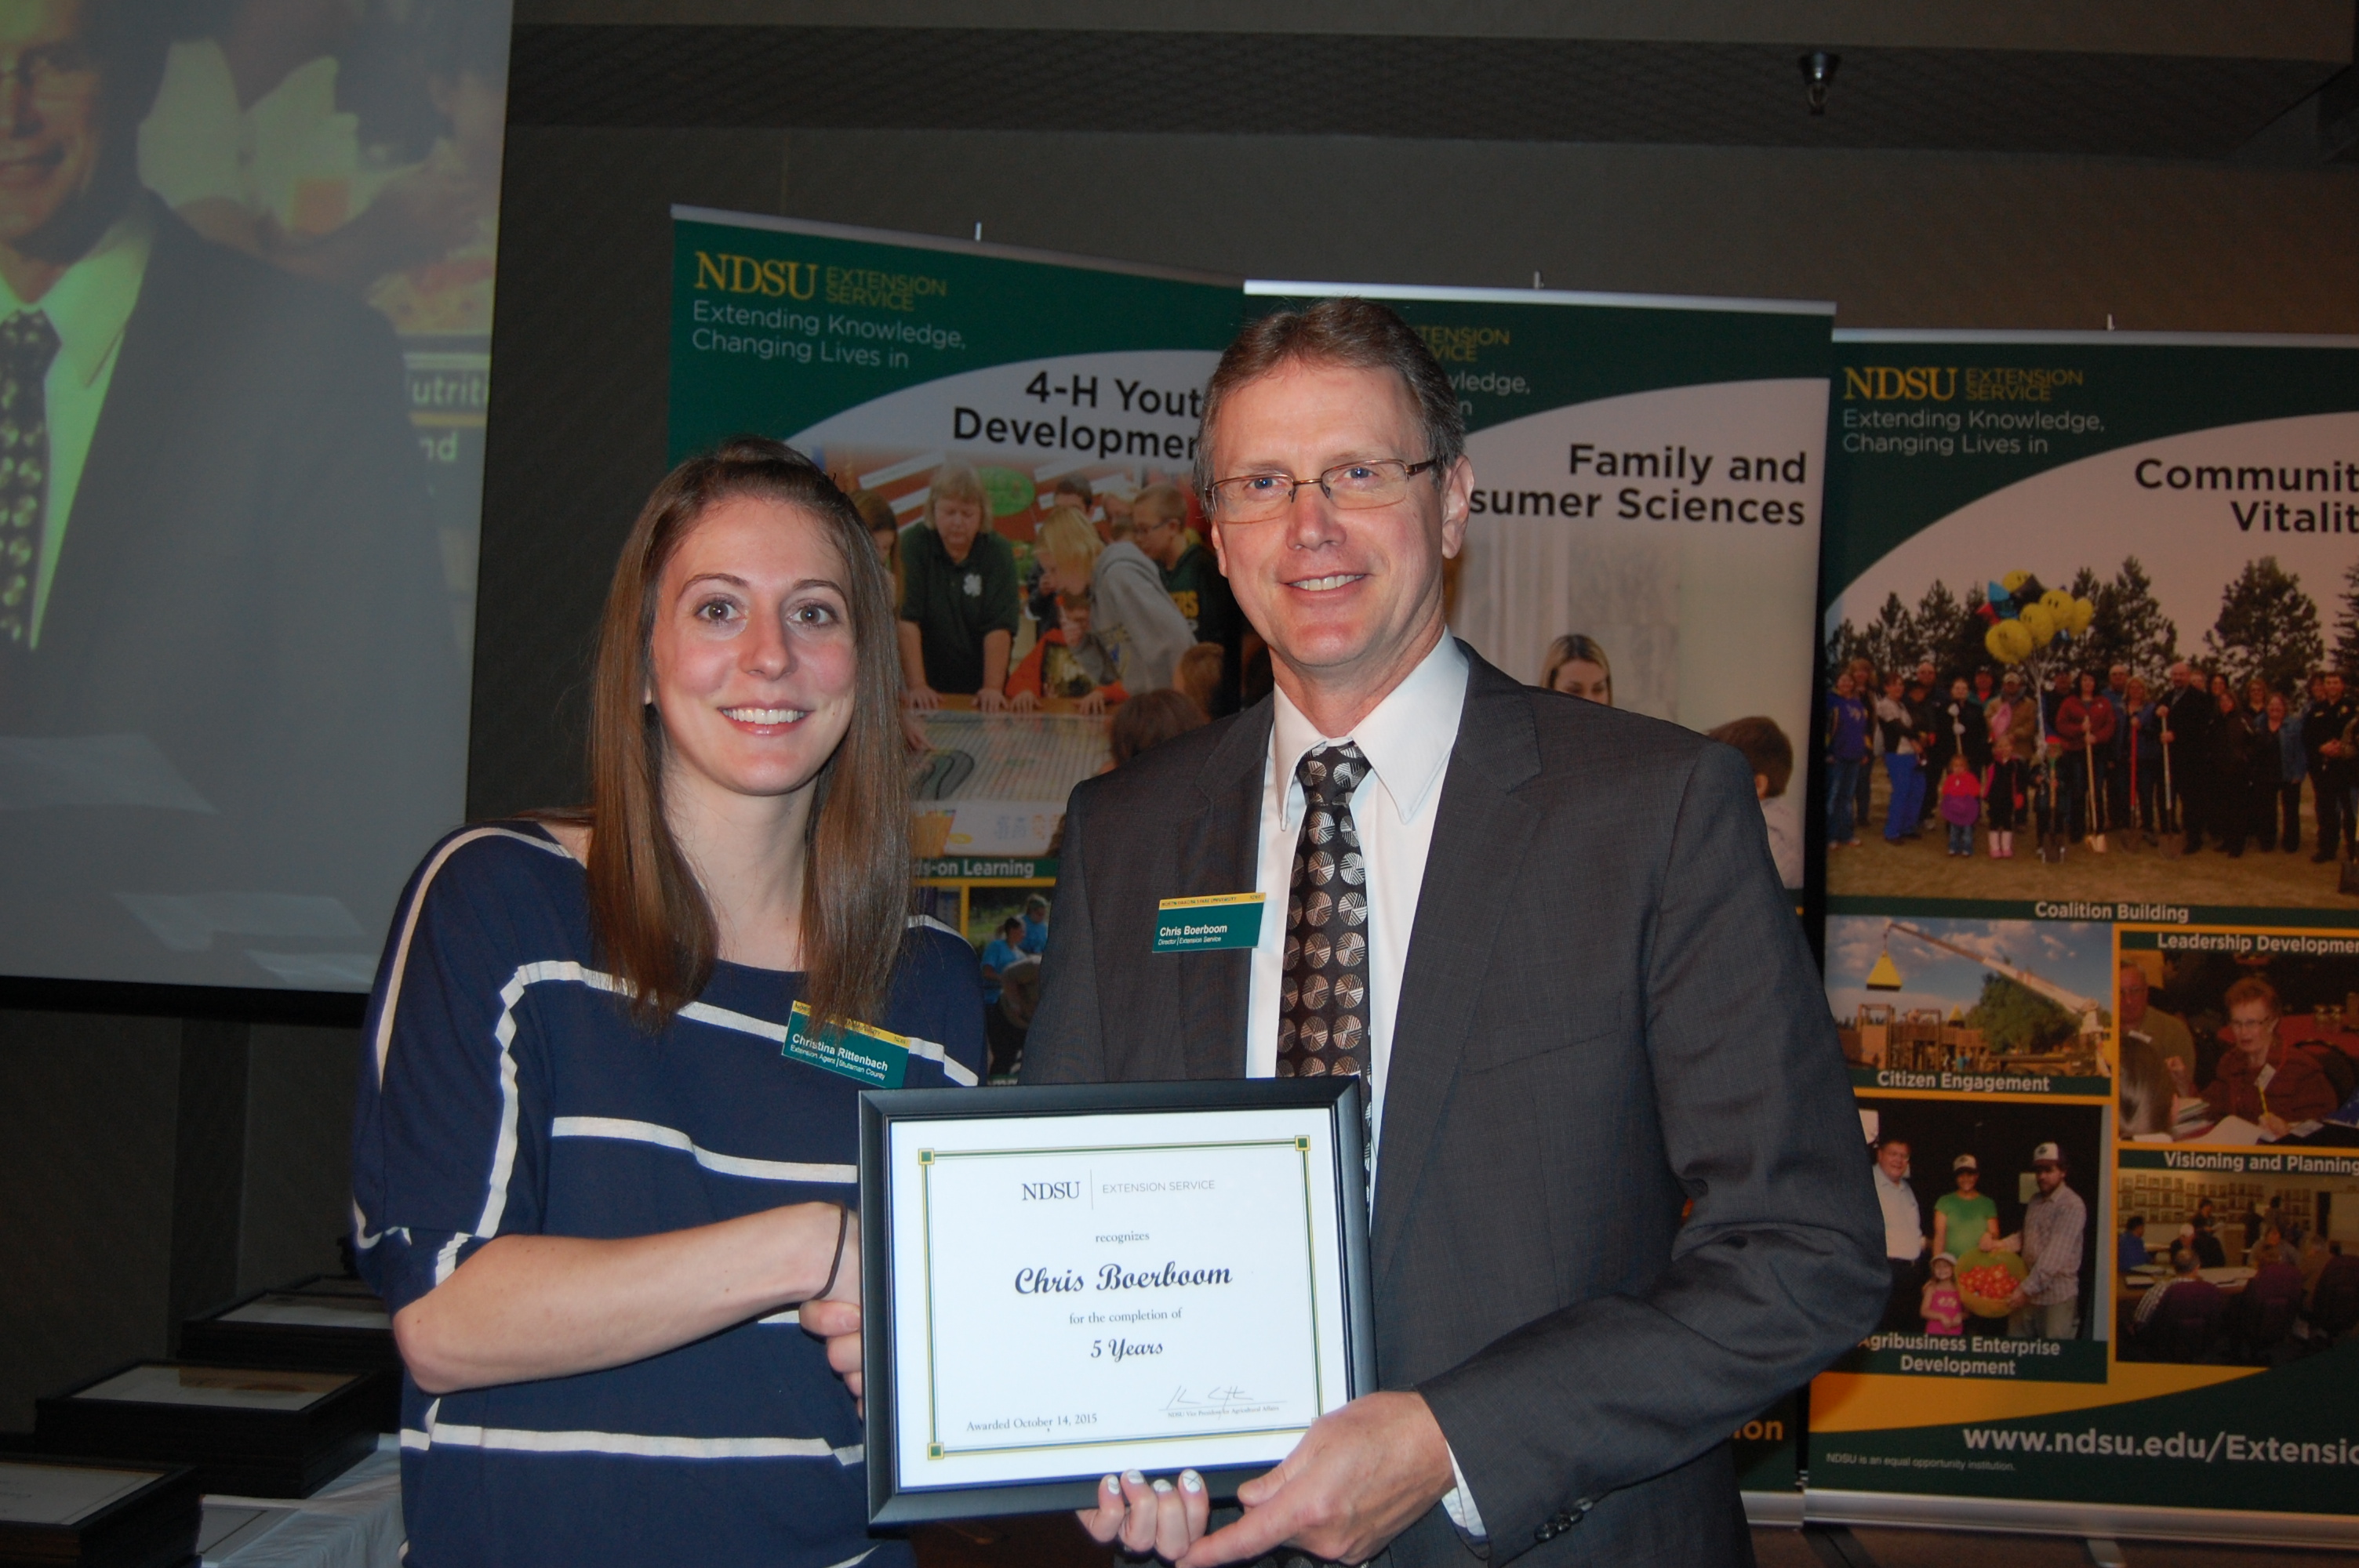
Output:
[857,1078,1375,1525]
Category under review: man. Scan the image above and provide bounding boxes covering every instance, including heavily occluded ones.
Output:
[2301,668,2356,862]
[2161,660,2216,848]
[2129,1246,2225,1356]
[1931,1152,1997,1260]
[2117,1215,2149,1273]
[1135,480,1244,714]
[1873,1138,1928,1332]
[2118,960,2197,1087]
[2182,977,2340,1138]
[1997,1143,2086,1341]
[0,0,463,982]
[1023,299,1882,1565]
[900,462,1020,710]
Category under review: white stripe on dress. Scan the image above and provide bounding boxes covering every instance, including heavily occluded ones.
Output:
[550,1116,856,1185]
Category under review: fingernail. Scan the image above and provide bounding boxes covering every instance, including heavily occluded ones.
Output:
[1103,1475,1120,1493]
[1152,1479,1173,1494]
[1125,1469,1146,1485]
[1180,1470,1204,1494]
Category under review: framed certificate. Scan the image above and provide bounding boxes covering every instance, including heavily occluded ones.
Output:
[859,1079,1374,1523]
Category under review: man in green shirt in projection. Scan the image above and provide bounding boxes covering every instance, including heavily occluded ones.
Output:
[1932,1152,2000,1259]
[1132,480,1242,712]
[899,461,1019,710]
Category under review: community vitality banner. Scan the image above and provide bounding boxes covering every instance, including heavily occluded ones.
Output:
[1813,329,2359,1537]
[670,208,1243,1047]
[1245,281,1835,895]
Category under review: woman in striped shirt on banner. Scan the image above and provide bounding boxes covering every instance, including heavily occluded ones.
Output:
[351,437,984,1567]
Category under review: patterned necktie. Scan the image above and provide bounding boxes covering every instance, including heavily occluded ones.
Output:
[0,310,59,652]
[1279,742,1373,1085]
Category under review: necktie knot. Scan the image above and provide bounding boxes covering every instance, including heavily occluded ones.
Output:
[1296,741,1368,810]
[1,310,59,372]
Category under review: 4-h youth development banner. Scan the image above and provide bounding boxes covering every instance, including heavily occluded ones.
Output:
[671,209,1244,1064]
[1814,330,2359,1543]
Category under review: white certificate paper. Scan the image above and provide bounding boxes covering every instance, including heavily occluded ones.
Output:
[886,1105,1354,1490]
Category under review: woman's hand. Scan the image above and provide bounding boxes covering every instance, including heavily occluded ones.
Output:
[905,683,943,710]
[1078,1469,1209,1561]
[1008,689,1040,713]
[1074,689,1107,716]
[799,1298,864,1415]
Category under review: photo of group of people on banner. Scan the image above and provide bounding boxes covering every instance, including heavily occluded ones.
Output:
[1826,554,2359,902]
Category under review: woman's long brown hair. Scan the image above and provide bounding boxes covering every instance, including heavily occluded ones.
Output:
[551,437,910,1031]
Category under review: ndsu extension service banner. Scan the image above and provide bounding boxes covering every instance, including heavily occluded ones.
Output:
[1813,330,2359,1545]
[671,209,1243,1064]
[1246,281,1834,895]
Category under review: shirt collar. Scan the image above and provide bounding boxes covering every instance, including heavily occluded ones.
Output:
[1270,633,1469,826]
[0,196,154,390]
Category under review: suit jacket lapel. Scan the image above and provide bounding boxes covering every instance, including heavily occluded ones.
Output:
[1172,702,1270,1080]
[1373,652,1542,1277]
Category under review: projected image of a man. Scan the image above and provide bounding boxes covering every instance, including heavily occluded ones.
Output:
[0,0,462,990]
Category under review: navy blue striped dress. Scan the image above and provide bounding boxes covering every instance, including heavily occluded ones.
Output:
[351,822,984,1567]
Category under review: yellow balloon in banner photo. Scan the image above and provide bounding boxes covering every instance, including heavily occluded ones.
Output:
[2040,589,2075,618]
[1986,619,2035,664]
[2002,570,2034,594]
[2018,601,2059,643]
[2070,597,2096,633]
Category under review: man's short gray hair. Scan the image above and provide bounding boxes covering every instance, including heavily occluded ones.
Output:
[1193,297,1463,505]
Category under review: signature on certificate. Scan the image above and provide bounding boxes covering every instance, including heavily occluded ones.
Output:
[1165,1385,1278,1417]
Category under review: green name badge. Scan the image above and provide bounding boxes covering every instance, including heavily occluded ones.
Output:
[785,1002,910,1087]
[1154,892,1267,953]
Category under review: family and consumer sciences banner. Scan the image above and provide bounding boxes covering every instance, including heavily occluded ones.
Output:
[1247,281,1834,891]
[1815,330,2359,1541]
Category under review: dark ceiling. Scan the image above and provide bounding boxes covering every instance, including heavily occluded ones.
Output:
[507,24,2352,161]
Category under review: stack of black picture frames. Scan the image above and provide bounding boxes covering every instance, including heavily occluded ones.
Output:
[19,1275,399,1562]
[0,1455,201,1568]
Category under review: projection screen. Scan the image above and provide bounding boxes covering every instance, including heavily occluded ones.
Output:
[0,1,505,993]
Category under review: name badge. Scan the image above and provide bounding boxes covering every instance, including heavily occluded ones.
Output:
[1154,892,1266,953]
[786,1002,910,1087]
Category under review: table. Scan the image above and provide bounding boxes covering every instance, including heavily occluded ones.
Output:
[196,1436,400,1568]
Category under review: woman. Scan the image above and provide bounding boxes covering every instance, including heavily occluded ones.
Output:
[352,440,985,1567]
[2262,688,2306,853]
[1872,670,1925,844]
[1033,506,1193,695]
[1540,633,1612,703]
[2057,672,2114,842]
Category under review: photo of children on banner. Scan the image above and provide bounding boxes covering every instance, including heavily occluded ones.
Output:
[1823,558,2359,906]
[2116,1168,2359,1366]
[1855,1101,2100,1348]
[2118,949,2359,1146]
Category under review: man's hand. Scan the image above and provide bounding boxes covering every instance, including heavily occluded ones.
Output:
[1078,1468,1210,1560]
[976,688,1012,714]
[1008,689,1040,713]
[2261,1112,2292,1138]
[905,683,943,711]
[799,1298,863,1416]
[1177,1391,1456,1567]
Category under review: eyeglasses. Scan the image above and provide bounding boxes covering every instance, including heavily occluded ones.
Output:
[1206,458,1439,523]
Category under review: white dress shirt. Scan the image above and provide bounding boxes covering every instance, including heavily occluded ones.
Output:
[1875,1167,1925,1262]
[0,201,153,648]
[1241,632,1487,1532]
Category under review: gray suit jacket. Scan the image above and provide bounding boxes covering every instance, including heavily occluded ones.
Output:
[1022,645,1884,1566]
